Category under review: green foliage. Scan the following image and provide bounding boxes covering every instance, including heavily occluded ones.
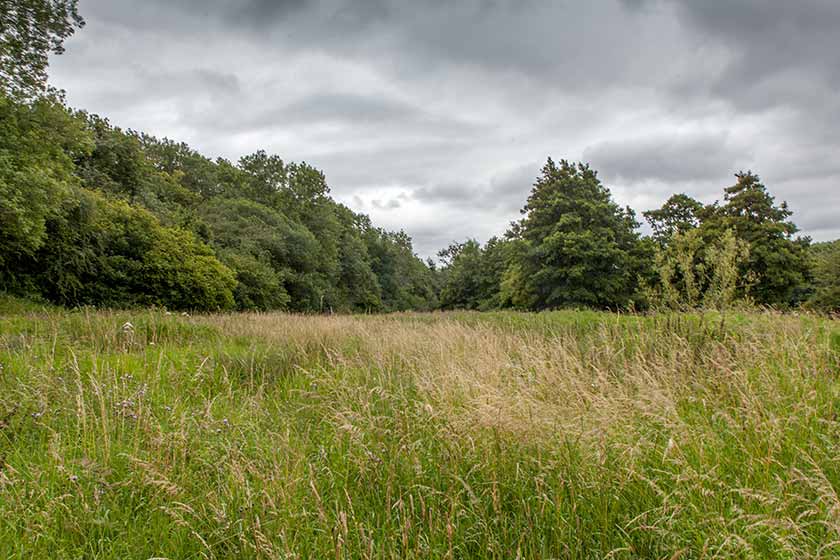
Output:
[216,250,289,311]
[335,207,382,311]
[0,0,434,313]
[75,114,146,198]
[367,229,438,311]
[643,193,704,246]
[438,236,516,310]
[642,173,813,310]
[507,159,650,309]
[437,240,485,309]
[699,172,811,306]
[0,91,436,313]
[704,229,752,309]
[808,240,840,312]
[649,228,752,310]
[199,198,315,310]
[137,220,236,311]
[77,115,202,230]
[10,187,236,310]
[0,0,84,97]
[0,92,91,268]
[138,134,225,199]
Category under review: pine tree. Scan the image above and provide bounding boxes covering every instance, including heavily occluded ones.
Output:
[700,171,811,306]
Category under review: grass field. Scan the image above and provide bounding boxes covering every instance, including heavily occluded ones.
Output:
[1,298,839,559]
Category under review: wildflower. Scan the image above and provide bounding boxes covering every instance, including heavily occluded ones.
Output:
[164,405,172,412]
[69,474,79,483]
[221,418,230,427]
[31,412,42,419]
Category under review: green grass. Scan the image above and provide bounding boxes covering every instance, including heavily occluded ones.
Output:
[1,298,839,558]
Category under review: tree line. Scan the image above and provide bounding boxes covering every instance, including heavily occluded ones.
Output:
[436,160,838,312]
[1,0,838,313]
[0,93,439,312]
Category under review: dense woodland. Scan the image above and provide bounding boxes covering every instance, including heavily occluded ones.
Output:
[1,0,838,313]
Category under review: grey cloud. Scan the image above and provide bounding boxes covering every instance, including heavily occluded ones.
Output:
[397,217,501,260]
[191,69,241,94]
[800,207,840,238]
[82,0,678,93]
[413,182,475,206]
[486,164,540,213]
[412,163,536,213]
[793,201,840,241]
[371,198,402,210]
[200,92,489,138]
[662,0,840,110]
[283,93,418,124]
[225,0,392,33]
[583,132,745,184]
[232,0,310,26]
[49,0,840,255]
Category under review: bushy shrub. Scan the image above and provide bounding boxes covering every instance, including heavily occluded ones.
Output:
[647,229,752,310]
[15,188,236,310]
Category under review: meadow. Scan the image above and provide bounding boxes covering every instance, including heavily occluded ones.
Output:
[1,297,839,559]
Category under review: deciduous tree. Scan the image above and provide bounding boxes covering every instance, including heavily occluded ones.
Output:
[1,0,84,97]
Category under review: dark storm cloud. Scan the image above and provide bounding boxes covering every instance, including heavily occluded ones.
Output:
[48,0,840,255]
[667,1,840,117]
[86,0,676,90]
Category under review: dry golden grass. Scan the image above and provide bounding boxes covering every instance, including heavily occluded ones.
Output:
[203,310,834,446]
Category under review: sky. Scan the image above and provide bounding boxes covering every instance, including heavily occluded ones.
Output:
[49,0,840,258]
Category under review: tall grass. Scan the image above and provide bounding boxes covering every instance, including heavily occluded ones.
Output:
[1,299,839,558]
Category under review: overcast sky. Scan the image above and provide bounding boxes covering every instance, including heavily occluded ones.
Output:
[49,0,840,257]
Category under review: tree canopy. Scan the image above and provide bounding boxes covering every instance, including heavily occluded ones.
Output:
[0,0,84,97]
[0,90,438,312]
[644,193,704,246]
[502,159,651,309]
[699,172,811,306]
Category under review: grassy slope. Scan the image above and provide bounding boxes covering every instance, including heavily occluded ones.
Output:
[1,296,839,559]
